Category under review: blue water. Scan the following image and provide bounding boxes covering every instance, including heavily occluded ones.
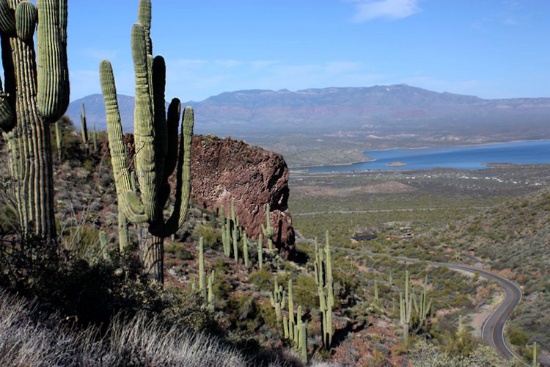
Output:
[308,140,550,172]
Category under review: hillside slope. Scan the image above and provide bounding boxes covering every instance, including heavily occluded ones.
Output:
[438,188,550,353]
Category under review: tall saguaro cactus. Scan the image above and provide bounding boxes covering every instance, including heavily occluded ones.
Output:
[0,0,69,246]
[314,231,334,349]
[99,0,194,283]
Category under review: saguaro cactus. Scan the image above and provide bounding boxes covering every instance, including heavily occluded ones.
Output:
[261,203,274,250]
[314,231,334,349]
[399,270,412,345]
[270,276,285,322]
[99,0,194,283]
[0,0,69,246]
[55,120,63,162]
[80,103,89,153]
[199,237,206,298]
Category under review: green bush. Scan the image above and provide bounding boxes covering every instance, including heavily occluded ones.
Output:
[508,327,529,346]
[294,273,318,309]
[165,242,194,260]
[193,224,221,249]
[248,268,273,291]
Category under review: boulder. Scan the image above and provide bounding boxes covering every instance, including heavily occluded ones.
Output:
[191,135,295,259]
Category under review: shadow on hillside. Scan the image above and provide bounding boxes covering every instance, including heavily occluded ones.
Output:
[331,319,367,350]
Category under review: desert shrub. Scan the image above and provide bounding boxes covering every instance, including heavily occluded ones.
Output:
[249,268,274,291]
[294,273,318,309]
[258,301,280,330]
[165,241,194,260]
[0,235,162,326]
[228,292,260,332]
[409,339,517,367]
[213,256,229,274]
[193,223,222,249]
[162,287,221,334]
[508,327,529,346]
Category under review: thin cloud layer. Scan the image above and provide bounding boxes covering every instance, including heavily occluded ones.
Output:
[350,0,421,22]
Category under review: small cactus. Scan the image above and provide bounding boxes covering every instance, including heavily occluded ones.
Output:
[242,232,249,267]
[55,120,62,162]
[261,204,274,250]
[199,237,206,298]
[257,234,263,270]
[80,103,89,153]
[270,276,285,322]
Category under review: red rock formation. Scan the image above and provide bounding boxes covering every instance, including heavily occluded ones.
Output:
[191,135,295,259]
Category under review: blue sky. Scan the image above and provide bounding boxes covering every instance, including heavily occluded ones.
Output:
[67,0,550,102]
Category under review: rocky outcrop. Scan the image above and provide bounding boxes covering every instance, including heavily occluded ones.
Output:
[190,135,295,259]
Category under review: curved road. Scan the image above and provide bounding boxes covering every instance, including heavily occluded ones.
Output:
[434,262,523,360]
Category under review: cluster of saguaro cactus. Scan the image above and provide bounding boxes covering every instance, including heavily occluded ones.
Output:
[99,0,194,283]
[282,279,308,363]
[399,271,432,344]
[220,199,254,268]
[314,231,334,349]
[270,276,285,322]
[221,200,243,260]
[0,0,70,246]
[197,237,215,307]
[412,274,432,331]
[399,270,413,345]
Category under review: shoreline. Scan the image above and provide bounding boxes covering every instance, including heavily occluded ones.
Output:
[290,139,550,173]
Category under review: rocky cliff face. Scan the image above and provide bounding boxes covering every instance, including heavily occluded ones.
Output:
[191,135,295,259]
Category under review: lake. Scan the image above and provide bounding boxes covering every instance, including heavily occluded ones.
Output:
[308,140,550,172]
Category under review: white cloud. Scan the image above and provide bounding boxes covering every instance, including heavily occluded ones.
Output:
[214,59,242,68]
[350,0,421,22]
[82,48,121,62]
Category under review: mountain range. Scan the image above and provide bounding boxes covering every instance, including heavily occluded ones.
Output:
[66,84,550,167]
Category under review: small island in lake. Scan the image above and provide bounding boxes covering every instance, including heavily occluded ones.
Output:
[387,161,406,167]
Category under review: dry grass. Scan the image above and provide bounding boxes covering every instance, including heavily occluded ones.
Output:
[0,289,253,367]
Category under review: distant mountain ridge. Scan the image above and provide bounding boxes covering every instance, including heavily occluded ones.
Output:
[66,84,550,140]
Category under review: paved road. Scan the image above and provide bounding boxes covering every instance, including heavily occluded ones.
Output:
[428,261,523,360]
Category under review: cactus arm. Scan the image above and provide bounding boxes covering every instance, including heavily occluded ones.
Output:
[165,106,194,234]
[100,59,147,223]
[131,22,157,221]
[15,2,37,43]
[0,0,15,34]
[151,56,168,214]
[158,97,179,209]
[137,0,152,54]
[36,0,69,122]
[80,103,89,145]
[163,98,180,181]
[54,120,61,161]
